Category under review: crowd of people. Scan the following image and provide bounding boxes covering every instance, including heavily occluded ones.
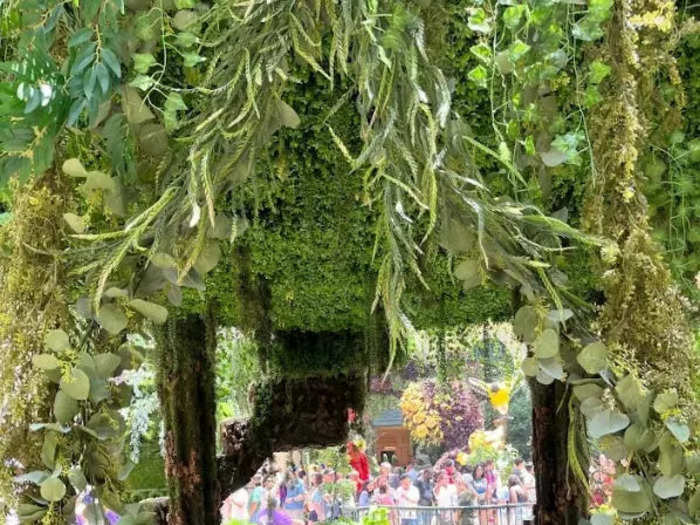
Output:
[221,445,536,525]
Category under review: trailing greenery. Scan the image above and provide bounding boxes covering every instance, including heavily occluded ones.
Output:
[0,0,696,523]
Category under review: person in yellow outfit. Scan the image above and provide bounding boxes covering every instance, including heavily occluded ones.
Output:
[487,383,510,415]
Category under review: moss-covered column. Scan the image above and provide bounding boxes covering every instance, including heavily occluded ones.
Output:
[156,310,219,525]
[529,380,589,524]
[217,372,365,496]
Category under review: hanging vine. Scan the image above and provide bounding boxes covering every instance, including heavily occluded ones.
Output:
[0,0,696,523]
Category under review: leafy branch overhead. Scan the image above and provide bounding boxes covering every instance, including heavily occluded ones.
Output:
[0,0,696,523]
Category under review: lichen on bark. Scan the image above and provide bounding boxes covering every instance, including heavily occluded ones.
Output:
[0,178,70,515]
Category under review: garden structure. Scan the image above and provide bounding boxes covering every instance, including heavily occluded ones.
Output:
[0,1,697,525]
[372,409,413,466]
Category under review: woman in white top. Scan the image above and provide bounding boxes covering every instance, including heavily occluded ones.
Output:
[222,487,250,523]
[433,472,458,525]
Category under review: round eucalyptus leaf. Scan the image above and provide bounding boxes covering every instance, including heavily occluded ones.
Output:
[150,252,177,270]
[129,299,168,324]
[615,374,646,411]
[573,383,604,401]
[44,329,70,352]
[513,306,538,342]
[40,431,58,469]
[208,214,232,240]
[521,357,538,377]
[76,352,97,378]
[653,390,678,414]
[577,341,607,375]
[454,259,481,290]
[277,99,300,129]
[89,378,110,404]
[172,9,198,31]
[104,287,129,298]
[580,396,605,419]
[624,423,656,452]
[546,309,573,323]
[589,512,614,525]
[32,353,60,370]
[59,368,91,401]
[16,503,47,522]
[538,357,565,380]
[62,158,87,177]
[598,435,627,461]
[97,303,128,335]
[653,475,685,499]
[535,369,555,385]
[95,353,121,378]
[87,412,119,440]
[54,390,79,425]
[194,242,221,276]
[664,419,690,444]
[658,434,684,477]
[614,474,642,492]
[40,477,66,502]
[13,470,50,485]
[588,409,630,439]
[534,328,559,358]
[63,212,86,233]
[612,486,651,515]
[68,468,87,492]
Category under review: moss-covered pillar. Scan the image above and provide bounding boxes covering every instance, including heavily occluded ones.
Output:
[529,380,589,524]
[218,372,366,496]
[156,310,219,525]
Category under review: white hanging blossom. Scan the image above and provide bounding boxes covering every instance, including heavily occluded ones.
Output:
[113,364,160,464]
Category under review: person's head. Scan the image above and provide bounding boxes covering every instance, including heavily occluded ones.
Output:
[484,460,494,471]
[380,462,392,476]
[313,473,323,487]
[253,475,262,487]
[400,474,412,489]
[323,469,334,484]
[507,475,521,488]
[264,476,275,489]
[514,458,524,469]
[473,464,484,479]
[298,469,305,480]
[525,462,533,474]
[422,469,432,480]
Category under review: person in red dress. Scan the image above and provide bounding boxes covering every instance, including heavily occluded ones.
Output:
[347,441,370,494]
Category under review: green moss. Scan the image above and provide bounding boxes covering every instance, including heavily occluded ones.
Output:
[266,330,368,378]
[188,7,600,335]
[124,442,166,495]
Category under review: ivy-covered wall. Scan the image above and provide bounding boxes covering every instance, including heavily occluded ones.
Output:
[198,0,603,343]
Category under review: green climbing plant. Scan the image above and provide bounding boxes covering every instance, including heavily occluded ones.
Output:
[0,0,696,523]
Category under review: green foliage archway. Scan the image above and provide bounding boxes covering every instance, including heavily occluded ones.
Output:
[0,0,696,524]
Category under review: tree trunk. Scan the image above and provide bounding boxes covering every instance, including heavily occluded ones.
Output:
[217,372,365,496]
[529,379,589,524]
[156,311,219,525]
